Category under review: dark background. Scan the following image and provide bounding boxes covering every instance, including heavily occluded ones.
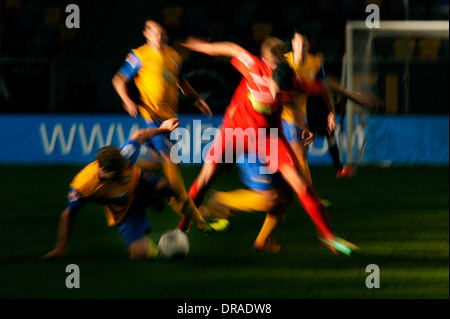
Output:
[0,0,448,114]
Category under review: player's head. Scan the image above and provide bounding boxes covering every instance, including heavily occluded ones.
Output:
[292,31,309,61]
[260,37,288,68]
[271,60,294,92]
[143,20,168,48]
[96,146,126,181]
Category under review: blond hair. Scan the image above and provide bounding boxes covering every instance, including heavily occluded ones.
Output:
[260,37,288,64]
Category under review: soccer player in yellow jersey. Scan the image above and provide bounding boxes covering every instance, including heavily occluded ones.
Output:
[112,20,212,229]
[113,20,211,120]
[283,32,384,180]
[41,119,228,260]
[282,31,352,180]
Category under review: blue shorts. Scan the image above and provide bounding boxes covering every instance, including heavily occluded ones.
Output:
[237,154,284,191]
[144,119,173,155]
[281,119,303,144]
[117,172,164,246]
[235,121,300,191]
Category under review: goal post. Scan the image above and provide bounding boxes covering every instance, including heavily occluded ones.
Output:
[343,21,449,165]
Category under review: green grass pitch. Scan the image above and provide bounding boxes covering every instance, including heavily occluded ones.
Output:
[0,165,448,299]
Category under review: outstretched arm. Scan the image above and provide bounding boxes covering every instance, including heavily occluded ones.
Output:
[180,39,243,117]
[323,89,336,134]
[130,118,180,146]
[296,77,336,133]
[41,207,77,259]
[178,77,212,117]
[182,38,244,58]
[327,78,385,112]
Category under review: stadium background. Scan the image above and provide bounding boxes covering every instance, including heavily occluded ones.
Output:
[0,0,448,302]
[1,0,449,115]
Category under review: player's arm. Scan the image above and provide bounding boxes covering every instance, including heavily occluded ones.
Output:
[180,38,245,116]
[283,91,314,146]
[129,118,180,146]
[326,78,385,112]
[301,129,314,147]
[182,38,244,58]
[184,38,263,87]
[316,64,336,133]
[120,118,180,167]
[282,87,306,129]
[112,51,142,118]
[40,189,87,260]
[178,77,212,117]
[112,72,138,118]
[40,208,76,259]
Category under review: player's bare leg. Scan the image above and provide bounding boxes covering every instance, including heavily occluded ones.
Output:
[253,214,285,253]
[157,154,228,233]
[326,132,353,178]
[290,140,331,207]
[254,185,292,253]
[277,162,358,255]
[203,189,269,219]
[178,162,228,232]
[278,162,332,236]
[290,140,313,185]
[189,162,220,206]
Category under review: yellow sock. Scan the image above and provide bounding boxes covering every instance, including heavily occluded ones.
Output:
[212,189,268,213]
[161,161,186,197]
[254,214,283,246]
[146,237,159,259]
[162,161,206,229]
[173,196,206,229]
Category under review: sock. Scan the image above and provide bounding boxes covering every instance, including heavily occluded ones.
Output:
[160,163,206,231]
[178,178,204,231]
[327,135,343,171]
[171,196,206,230]
[189,178,206,207]
[297,185,334,239]
[178,216,191,232]
[254,214,284,247]
[146,237,159,259]
[213,189,268,213]
[161,161,186,198]
[291,142,313,185]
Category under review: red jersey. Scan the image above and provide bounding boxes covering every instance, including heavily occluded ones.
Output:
[206,49,300,171]
[222,50,284,130]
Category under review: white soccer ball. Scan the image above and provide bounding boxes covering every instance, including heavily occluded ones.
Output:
[158,229,189,259]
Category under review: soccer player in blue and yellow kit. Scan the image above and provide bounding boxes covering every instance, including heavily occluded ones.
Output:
[281,31,347,182]
[112,20,212,231]
[283,32,383,180]
[41,119,228,260]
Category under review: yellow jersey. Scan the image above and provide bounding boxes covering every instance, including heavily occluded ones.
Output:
[120,44,183,122]
[68,161,142,226]
[282,51,323,127]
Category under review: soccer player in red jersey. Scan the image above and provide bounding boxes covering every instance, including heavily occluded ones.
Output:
[178,38,358,256]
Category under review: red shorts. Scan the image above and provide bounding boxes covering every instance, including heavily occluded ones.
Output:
[205,78,299,173]
[205,108,299,175]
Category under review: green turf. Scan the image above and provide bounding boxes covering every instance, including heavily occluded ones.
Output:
[0,165,448,299]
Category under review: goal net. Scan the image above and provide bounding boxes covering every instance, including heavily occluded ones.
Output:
[342,21,449,165]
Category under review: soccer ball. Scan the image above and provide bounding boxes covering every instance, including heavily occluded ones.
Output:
[158,229,189,260]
